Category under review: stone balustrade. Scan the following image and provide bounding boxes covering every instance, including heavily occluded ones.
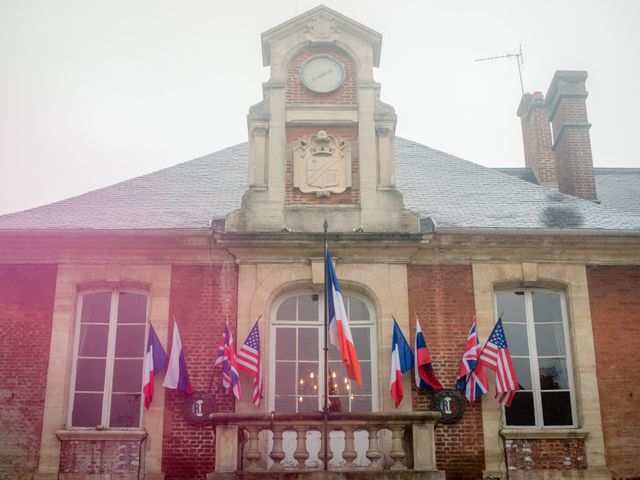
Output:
[208,411,443,478]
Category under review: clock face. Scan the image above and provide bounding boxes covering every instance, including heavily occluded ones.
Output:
[299,55,345,94]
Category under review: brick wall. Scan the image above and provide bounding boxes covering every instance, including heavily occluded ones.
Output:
[505,438,586,471]
[408,264,484,480]
[162,263,238,480]
[286,44,357,105]
[58,438,142,477]
[285,125,359,205]
[587,265,640,479]
[0,264,57,480]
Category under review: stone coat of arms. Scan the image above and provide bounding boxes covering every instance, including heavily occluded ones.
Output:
[293,130,352,196]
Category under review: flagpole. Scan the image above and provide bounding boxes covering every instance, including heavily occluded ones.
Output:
[322,219,329,471]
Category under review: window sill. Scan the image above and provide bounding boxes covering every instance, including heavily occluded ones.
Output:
[500,428,589,440]
[56,429,147,441]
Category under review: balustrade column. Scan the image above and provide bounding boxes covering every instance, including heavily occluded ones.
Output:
[341,425,357,468]
[269,425,286,471]
[293,425,309,469]
[244,426,262,471]
[366,426,383,470]
[389,424,407,470]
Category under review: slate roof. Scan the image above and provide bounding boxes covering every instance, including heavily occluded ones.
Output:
[0,138,639,233]
[594,168,640,217]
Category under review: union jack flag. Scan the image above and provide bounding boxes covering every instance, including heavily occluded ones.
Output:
[478,318,519,407]
[237,319,264,406]
[214,319,242,401]
[456,316,488,402]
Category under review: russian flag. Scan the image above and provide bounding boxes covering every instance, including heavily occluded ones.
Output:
[143,323,169,408]
[163,318,194,395]
[326,251,362,386]
[390,319,414,408]
[414,318,443,394]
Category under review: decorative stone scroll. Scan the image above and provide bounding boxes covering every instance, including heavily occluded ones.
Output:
[293,130,352,195]
[304,14,339,42]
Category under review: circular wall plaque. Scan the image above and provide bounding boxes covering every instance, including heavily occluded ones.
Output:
[183,391,217,427]
[431,389,466,424]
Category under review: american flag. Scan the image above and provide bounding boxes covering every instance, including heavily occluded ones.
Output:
[237,319,264,406]
[214,319,242,401]
[456,317,488,402]
[478,318,519,407]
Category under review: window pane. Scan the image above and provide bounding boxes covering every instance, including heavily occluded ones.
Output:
[276,328,296,360]
[348,297,369,321]
[538,358,569,390]
[350,396,372,413]
[298,396,319,413]
[298,328,319,361]
[496,291,526,323]
[541,391,573,426]
[72,393,103,427]
[75,358,106,392]
[512,357,532,390]
[354,361,371,394]
[328,396,348,413]
[117,292,147,324]
[112,359,143,392]
[532,291,563,323]
[298,362,319,395]
[502,322,529,356]
[81,292,111,323]
[298,295,318,322]
[352,328,371,360]
[109,393,141,427]
[505,391,535,426]
[535,324,566,356]
[115,324,146,357]
[275,362,295,395]
[277,298,296,321]
[77,324,109,357]
[274,395,296,412]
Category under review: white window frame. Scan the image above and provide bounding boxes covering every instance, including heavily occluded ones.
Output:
[269,289,378,413]
[495,288,577,428]
[67,288,149,429]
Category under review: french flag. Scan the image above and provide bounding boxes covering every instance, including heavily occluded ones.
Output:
[327,251,362,386]
[143,323,169,408]
[163,318,194,395]
[414,318,443,394]
[390,319,414,408]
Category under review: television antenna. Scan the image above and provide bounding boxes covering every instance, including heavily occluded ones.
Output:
[475,45,525,95]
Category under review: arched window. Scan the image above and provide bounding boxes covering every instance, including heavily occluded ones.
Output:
[270,290,377,413]
[69,290,148,428]
[496,289,576,427]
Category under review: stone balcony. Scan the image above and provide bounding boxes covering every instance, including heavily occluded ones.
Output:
[207,411,444,480]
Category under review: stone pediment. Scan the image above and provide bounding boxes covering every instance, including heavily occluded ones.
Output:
[261,5,382,67]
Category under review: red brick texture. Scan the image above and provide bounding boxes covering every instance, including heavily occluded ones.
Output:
[505,438,587,471]
[162,264,238,480]
[518,92,558,185]
[286,125,359,205]
[286,44,357,105]
[0,264,57,480]
[587,265,640,480]
[407,265,484,480]
[547,72,597,201]
[58,438,143,476]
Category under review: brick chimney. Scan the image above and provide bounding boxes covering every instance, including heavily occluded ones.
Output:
[517,91,557,186]
[545,70,597,201]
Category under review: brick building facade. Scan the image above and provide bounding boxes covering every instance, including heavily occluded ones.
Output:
[1,6,639,480]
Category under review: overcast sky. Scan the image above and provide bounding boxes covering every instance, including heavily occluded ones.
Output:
[1,0,638,215]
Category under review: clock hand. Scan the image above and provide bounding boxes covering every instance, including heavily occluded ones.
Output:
[312,70,333,81]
